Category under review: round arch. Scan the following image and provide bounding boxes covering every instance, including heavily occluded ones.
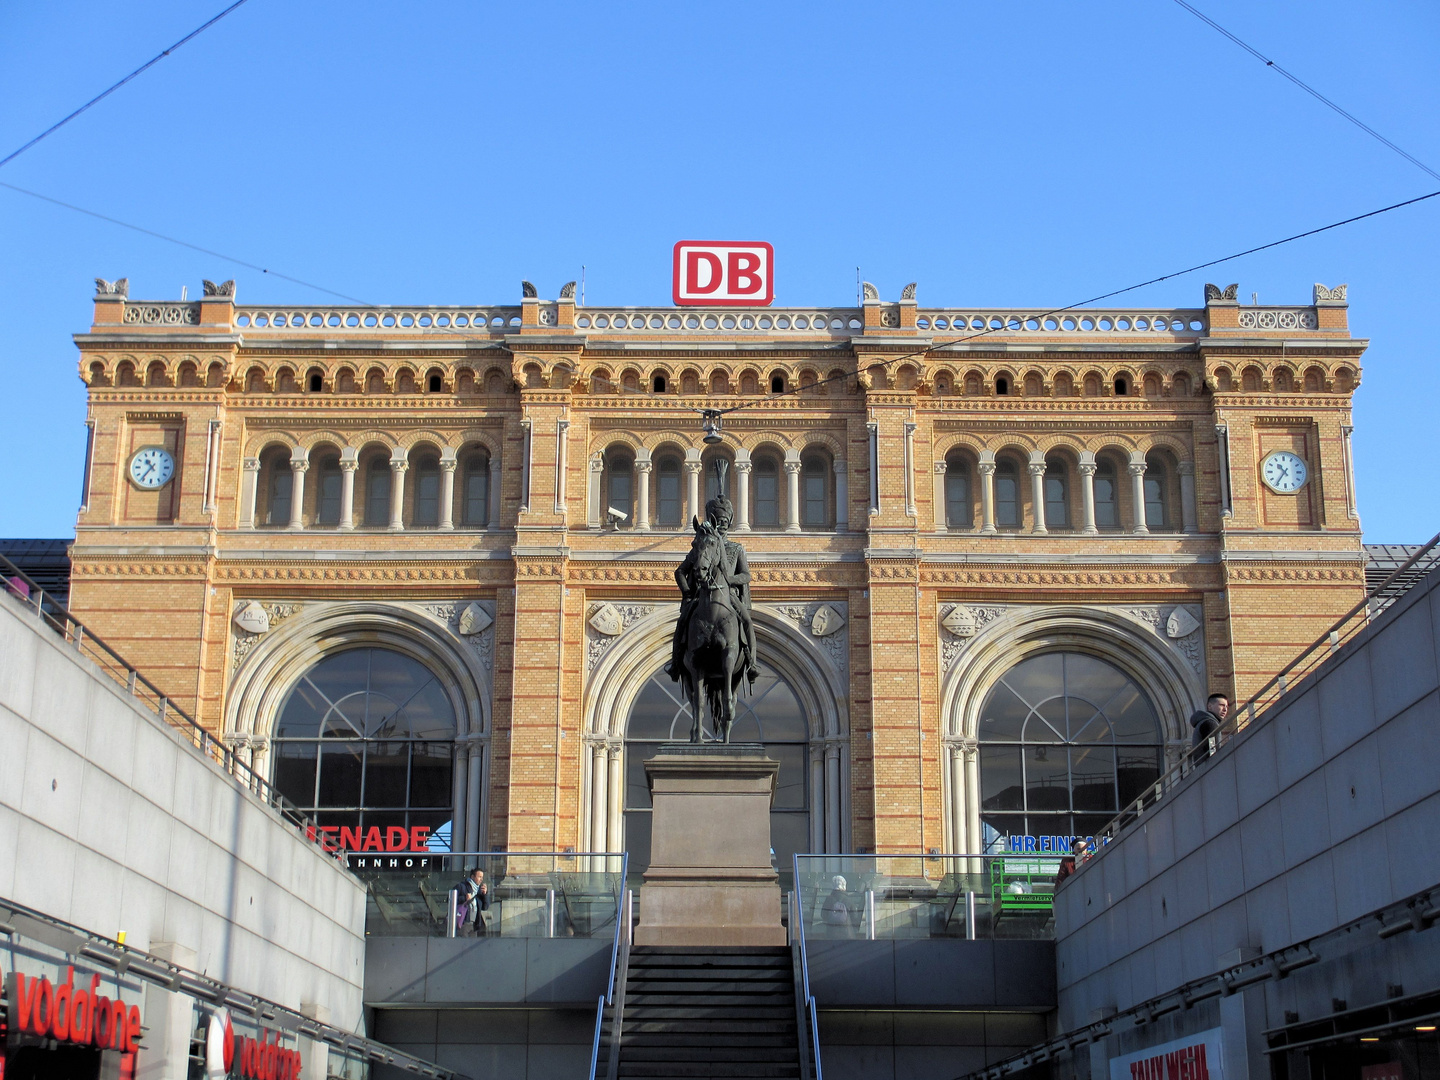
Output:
[582,605,850,858]
[940,606,1201,853]
[225,601,492,850]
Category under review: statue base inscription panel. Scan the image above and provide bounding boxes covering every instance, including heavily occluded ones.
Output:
[635,744,786,947]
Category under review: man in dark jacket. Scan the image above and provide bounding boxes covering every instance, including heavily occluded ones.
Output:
[454,867,491,936]
[1189,694,1229,763]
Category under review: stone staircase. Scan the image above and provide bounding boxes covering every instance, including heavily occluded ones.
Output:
[602,946,804,1079]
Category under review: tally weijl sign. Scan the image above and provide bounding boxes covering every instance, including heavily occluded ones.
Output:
[1109,1028,1225,1080]
[672,241,774,306]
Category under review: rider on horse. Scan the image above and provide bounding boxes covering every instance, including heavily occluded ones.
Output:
[666,484,758,689]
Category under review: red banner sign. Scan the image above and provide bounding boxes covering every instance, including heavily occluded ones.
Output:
[5,966,141,1053]
[672,241,774,306]
[306,824,430,854]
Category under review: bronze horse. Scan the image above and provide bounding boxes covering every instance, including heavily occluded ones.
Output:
[678,518,744,743]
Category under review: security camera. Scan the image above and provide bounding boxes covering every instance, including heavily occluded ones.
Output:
[606,506,628,524]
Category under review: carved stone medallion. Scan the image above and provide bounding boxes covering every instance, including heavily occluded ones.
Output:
[810,605,845,637]
[459,601,493,636]
[233,601,270,634]
[588,603,625,637]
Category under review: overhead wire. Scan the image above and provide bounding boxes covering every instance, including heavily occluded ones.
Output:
[1169,0,1440,183]
[0,0,254,172]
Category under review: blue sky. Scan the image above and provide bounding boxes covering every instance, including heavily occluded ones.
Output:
[1,1,1436,540]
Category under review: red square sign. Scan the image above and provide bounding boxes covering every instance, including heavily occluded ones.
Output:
[672,241,774,306]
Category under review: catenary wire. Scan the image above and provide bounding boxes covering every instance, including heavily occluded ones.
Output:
[0,0,254,172]
[2,176,1436,410]
[707,186,1440,417]
[1170,0,1440,183]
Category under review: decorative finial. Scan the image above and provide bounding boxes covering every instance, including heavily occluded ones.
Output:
[95,278,128,298]
[1204,283,1239,301]
[559,281,576,299]
[521,280,538,298]
[1313,283,1348,303]
[900,282,917,301]
[202,279,236,298]
[861,281,879,301]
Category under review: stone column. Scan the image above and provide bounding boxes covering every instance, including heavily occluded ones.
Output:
[287,452,309,530]
[1028,452,1047,534]
[606,745,624,851]
[587,453,604,529]
[555,418,571,517]
[684,449,703,525]
[519,417,532,513]
[1179,460,1198,533]
[466,741,484,851]
[824,743,842,853]
[1128,454,1149,534]
[734,451,752,531]
[136,941,197,1080]
[450,745,468,854]
[590,743,609,856]
[438,449,457,530]
[240,457,260,528]
[809,752,825,854]
[833,459,848,531]
[904,422,917,517]
[933,461,948,532]
[978,455,997,535]
[338,450,357,530]
[948,743,966,854]
[297,1003,330,1080]
[388,452,408,531]
[488,456,503,527]
[783,450,802,532]
[635,456,652,531]
[1078,453,1098,535]
[963,741,980,855]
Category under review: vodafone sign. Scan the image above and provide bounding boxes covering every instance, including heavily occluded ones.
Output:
[672,241,774,306]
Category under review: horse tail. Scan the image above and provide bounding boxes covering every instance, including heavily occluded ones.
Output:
[705,677,724,733]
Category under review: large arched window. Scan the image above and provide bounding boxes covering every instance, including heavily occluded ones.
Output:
[364,458,392,527]
[461,449,490,527]
[1044,457,1070,529]
[945,453,973,529]
[801,453,830,528]
[261,447,293,527]
[314,454,342,526]
[977,653,1163,845]
[1144,453,1171,531]
[655,455,683,527]
[271,648,457,846]
[411,453,441,527]
[606,451,633,527]
[1094,459,1119,530]
[995,460,1021,529]
[624,662,809,878]
[753,455,780,527]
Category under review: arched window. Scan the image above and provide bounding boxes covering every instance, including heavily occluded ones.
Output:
[364,458,392,527]
[945,453,972,528]
[271,648,457,847]
[1094,459,1119,530]
[624,661,808,877]
[1044,457,1070,529]
[412,454,440,527]
[262,448,293,527]
[802,454,829,528]
[655,455,683,527]
[314,455,342,526]
[1144,455,1170,531]
[978,652,1163,844]
[462,450,490,527]
[753,455,780,527]
[606,452,634,527]
[995,460,1020,529]
[996,376,1011,396]
[653,374,667,393]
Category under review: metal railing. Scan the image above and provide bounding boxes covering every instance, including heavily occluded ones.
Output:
[1087,532,1440,853]
[791,861,824,1080]
[0,895,469,1080]
[0,551,323,851]
[585,866,631,1080]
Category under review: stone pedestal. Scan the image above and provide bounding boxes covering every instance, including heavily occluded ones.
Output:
[635,743,786,947]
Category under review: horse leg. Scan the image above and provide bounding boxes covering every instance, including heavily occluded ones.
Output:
[685,667,701,743]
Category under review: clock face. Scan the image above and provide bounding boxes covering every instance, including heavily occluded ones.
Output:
[1261,451,1308,494]
[129,446,175,490]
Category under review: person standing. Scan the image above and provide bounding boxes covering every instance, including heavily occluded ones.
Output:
[1189,693,1230,764]
[454,867,491,936]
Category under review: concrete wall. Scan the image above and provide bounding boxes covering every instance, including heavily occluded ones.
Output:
[364,937,612,1006]
[1053,561,1440,1072]
[0,591,367,1027]
[373,1007,595,1080]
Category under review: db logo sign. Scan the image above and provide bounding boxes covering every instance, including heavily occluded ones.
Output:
[672,241,774,306]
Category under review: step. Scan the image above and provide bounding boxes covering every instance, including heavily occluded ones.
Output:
[622,1032,796,1046]
[617,1065,800,1079]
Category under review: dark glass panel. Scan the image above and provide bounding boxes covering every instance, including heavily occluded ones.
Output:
[316,461,342,525]
[1071,814,1114,842]
[276,680,327,738]
[608,460,633,523]
[980,746,1024,811]
[1109,683,1160,742]
[945,469,971,528]
[364,741,409,807]
[740,671,806,741]
[414,460,440,525]
[407,808,453,847]
[1025,745,1070,811]
[409,743,453,807]
[1117,748,1162,807]
[627,679,688,741]
[804,473,826,525]
[1009,653,1063,706]
[321,693,369,738]
[1045,469,1068,527]
[402,679,458,740]
[1094,468,1118,528]
[1071,746,1117,811]
[463,461,489,525]
[625,744,662,810]
[995,466,1019,528]
[656,458,682,526]
[317,742,364,807]
[364,694,407,739]
[268,468,292,526]
[1069,702,1111,743]
[754,460,779,526]
[1064,654,1129,709]
[365,463,391,526]
[981,814,1026,853]
[1030,696,1068,742]
[272,742,318,808]
[769,813,810,870]
[1144,471,1167,529]
[978,682,1028,742]
[624,812,652,877]
[772,744,807,809]
[305,650,371,711]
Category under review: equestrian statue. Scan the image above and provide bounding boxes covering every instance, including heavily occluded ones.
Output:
[665,460,758,743]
